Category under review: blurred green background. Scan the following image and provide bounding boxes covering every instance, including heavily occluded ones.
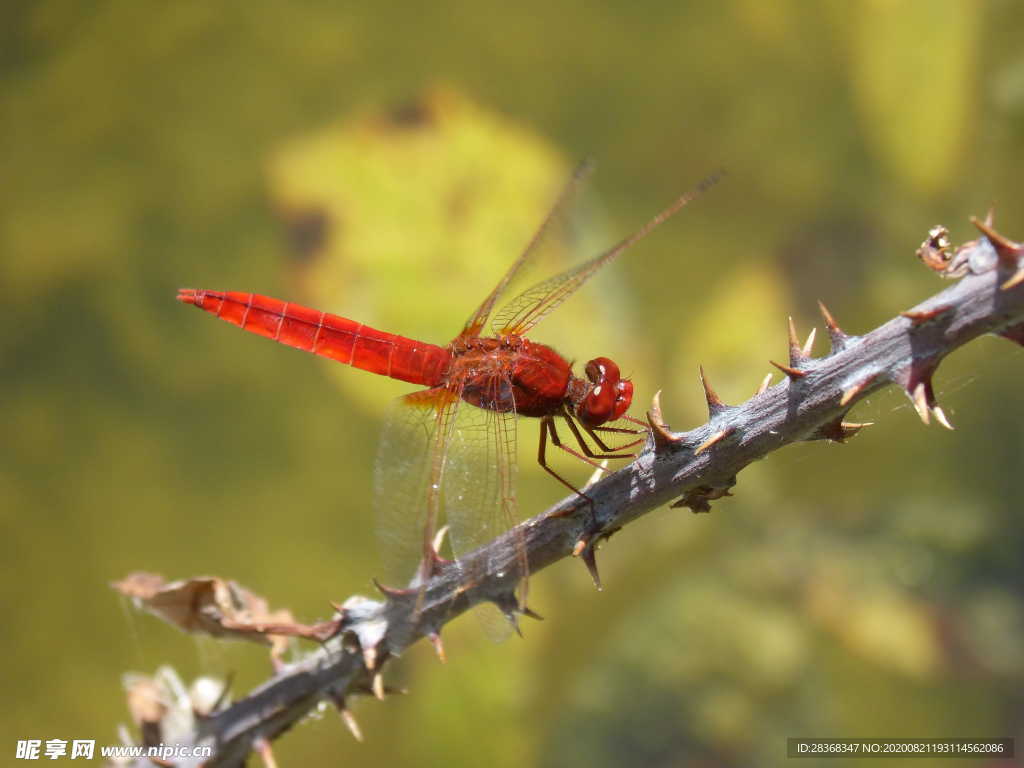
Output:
[3,1,1024,766]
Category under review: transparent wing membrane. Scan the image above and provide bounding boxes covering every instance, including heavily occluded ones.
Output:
[462,159,594,337]
[491,255,602,336]
[494,170,723,336]
[374,387,462,588]
[445,403,526,641]
[374,382,528,614]
[446,407,522,576]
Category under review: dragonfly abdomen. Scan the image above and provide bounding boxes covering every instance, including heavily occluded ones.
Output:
[177,290,450,386]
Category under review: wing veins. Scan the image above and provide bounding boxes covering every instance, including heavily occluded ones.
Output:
[462,159,594,337]
[495,170,724,336]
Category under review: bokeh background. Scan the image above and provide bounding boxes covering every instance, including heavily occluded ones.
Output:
[4,1,1024,766]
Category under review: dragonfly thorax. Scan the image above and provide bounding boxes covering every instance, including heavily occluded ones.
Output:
[451,335,574,418]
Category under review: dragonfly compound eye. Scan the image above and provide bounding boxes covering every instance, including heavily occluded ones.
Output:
[610,378,633,422]
[579,357,628,427]
[584,356,620,384]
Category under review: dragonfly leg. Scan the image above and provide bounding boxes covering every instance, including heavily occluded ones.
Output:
[539,416,597,520]
[592,415,648,451]
[621,413,651,428]
[591,424,643,434]
[560,409,638,459]
[586,424,644,453]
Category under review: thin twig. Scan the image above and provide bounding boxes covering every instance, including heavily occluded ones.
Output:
[115,223,1024,767]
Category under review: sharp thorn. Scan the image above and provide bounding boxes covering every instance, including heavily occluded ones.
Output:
[817,300,849,351]
[699,365,727,416]
[649,388,664,422]
[840,421,874,438]
[769,360,807,379]
[911,382,931,425]
[787,316,803,363]
[755,373,772,396]
[817,300,837,329]
[809,417,875,443]
[801,327,817,358]
[932,406,954,430]
[972,215,1023,266]
[646,389,679,447]
[340,707,364,742]
[984,206,995,227]
[581,544,602,591]
[1001,268,1024,291]
[372,578,411,599]
[255,737,278,768]
[694,427,732,455]
[372,672,385,701]
[431,525,449,557]
[839,372,878,407]
[786,315,802,358]
[901,305,953,325]
[493,591,537,634]
[428,631,447,664]
[362,645,378,672]
[424,549,449,573]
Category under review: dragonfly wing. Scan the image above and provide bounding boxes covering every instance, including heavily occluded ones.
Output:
[445,403,528,641]
[375,382,529,640]
[461,159,594,337]
[445,406,523,580]
[374,386,462,588]
[490,257,602,337]
[493,171,724,336]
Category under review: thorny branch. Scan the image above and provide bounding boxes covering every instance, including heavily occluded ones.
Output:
[114,218,1024,767]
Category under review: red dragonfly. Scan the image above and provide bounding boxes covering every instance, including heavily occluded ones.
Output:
[178,162,718,613]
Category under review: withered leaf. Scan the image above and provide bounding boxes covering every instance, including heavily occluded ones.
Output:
[112,572,329,662]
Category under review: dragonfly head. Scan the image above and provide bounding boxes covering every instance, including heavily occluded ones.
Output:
[576,357,633,427]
